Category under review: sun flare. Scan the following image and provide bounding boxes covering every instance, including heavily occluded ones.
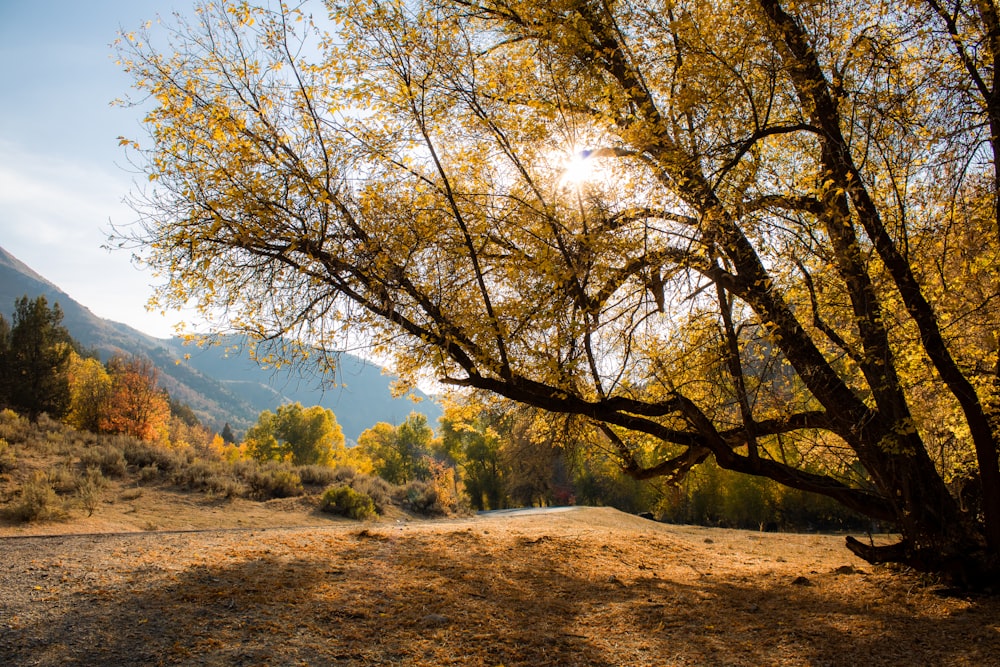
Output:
[559,150,597,187]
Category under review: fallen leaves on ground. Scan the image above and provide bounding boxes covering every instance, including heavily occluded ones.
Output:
[1,507,997,666]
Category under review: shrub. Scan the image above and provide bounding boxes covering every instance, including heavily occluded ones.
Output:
[27,414,76,456]
[47,463,80,493]
[0,438,17,473]
[10,472,63,522]
[320,484,377,520]
[122,437,186,473]
[77,468,107,516]
[350,474,395,514]
[236,461,304,499]
[299,464,361,488]
[298,464,343,487]
[398,480,444,515]
[0,410,32,449]
[80,444,128,478]
[172,459,245,497]
[34,412,63,433]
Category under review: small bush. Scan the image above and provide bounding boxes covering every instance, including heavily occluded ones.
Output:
[237,461,304,499]
[320,484,377,520]
[47,463,80,494]
[77,468,107,516]
[350,474,395,514]
[30,415,76,456]
[0,438,17,473]
[299,464,359,488]
[399,480,445,516]
[298,464,340,487]
[173,459,217,489]
[34,413,63,433]
[10,472,63,522]
[80,444,128,478]
[172,460,245,497]
[120,487,144,501]
[0,410,31,447]
[122,438,186,473]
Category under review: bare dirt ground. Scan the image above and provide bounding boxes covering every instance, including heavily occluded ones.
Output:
[2,501,999,667]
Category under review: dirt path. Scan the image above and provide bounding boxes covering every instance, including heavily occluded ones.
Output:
[1,507,998,666]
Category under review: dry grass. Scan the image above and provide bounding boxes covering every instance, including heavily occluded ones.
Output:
[1,506,998,666]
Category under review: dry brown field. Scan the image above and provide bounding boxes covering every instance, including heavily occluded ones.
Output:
[2,498,999,666]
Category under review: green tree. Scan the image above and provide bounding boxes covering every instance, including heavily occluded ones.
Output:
[117,0,1000,584]
[358,412,434,484]
[438,401,508,510]
[0,296,73,419]
[244,402,344,466]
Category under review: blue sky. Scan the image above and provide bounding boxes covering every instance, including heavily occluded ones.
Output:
[0,1,185,338]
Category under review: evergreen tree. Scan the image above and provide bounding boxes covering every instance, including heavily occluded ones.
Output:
[2,296,73,419]
[0,313,11,407]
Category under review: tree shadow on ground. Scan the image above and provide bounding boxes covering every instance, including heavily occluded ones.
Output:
[4,528,999,666]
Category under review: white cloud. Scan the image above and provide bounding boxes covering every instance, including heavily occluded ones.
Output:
[0,141,186,338]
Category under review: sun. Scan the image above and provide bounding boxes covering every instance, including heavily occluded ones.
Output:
[559,150,598,187]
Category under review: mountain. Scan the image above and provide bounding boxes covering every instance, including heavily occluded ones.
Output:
[0,245,440,440]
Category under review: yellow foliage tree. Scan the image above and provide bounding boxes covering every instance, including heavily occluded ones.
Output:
[66,351,111,433]
[116,0,1000,584]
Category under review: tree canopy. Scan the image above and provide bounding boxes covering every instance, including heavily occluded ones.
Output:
[117,0,1000,585]
[358,412,434,484]
[244,402,345,465]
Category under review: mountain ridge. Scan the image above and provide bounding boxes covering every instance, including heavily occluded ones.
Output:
[0,245,440,440]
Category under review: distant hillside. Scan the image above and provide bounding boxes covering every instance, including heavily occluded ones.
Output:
[0,245,440,440]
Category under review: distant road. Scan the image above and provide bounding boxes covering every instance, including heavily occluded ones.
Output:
[477,506,582,517]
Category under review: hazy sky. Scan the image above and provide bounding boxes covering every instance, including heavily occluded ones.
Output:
[0,1,188,338]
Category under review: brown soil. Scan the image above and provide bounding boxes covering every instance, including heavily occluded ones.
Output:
[1,503,998,666]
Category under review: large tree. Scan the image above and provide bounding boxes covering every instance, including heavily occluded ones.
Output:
[117,0,1000,585]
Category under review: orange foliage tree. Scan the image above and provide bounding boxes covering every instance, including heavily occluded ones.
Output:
[99,355,170,442]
